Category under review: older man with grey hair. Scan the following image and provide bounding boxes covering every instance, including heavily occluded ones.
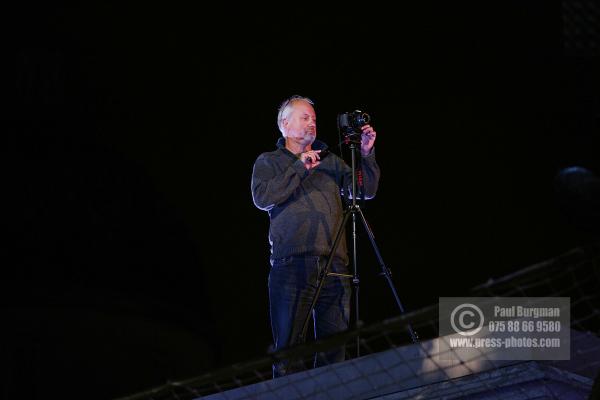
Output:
[251,94,380,378]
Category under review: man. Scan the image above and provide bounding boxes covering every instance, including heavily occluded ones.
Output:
[251,95,380,377]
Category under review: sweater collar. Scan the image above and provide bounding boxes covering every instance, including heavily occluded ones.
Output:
[276,137,329,153]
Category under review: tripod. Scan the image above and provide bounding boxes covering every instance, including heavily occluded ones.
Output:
[297,133,419,358]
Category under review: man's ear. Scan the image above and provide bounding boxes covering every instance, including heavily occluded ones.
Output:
[281,118,288,137]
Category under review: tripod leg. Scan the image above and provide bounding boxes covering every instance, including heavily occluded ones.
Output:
[298,208,352,343]
[355,207,419,343]
[351,211,361,357]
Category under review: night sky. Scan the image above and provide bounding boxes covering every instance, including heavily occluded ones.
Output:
[2,2,599,399]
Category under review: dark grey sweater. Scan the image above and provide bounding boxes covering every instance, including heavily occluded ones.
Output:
[251,138,380,264]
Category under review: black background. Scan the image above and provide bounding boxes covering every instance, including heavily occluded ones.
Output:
[2,1,599,399]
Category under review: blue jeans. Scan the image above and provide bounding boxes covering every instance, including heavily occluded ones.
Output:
[268,255,351,378]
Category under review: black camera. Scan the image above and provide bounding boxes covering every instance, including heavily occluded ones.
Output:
[337,110,371,135]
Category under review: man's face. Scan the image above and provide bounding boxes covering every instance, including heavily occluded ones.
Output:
[283,101,317,146]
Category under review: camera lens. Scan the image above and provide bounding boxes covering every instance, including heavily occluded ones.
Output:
[338,110,371,135]
[354,112,370,127]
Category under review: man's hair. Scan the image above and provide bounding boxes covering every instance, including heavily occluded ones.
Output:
[277,95,314,136]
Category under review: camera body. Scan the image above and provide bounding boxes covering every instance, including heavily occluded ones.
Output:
[337,110,371,135]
